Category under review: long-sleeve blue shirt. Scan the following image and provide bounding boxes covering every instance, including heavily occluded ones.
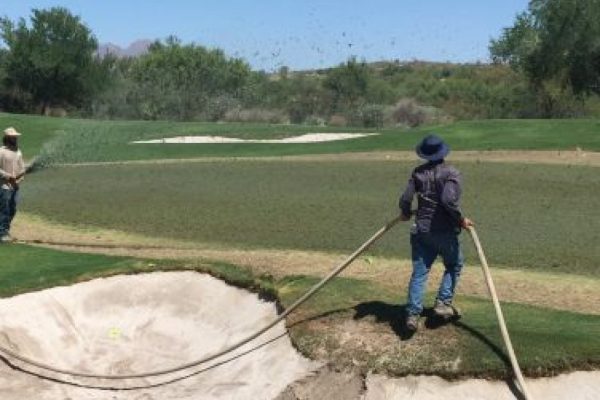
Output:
[399,160,464,233]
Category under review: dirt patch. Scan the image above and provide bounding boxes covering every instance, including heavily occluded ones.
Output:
[275,366,365,400]
[12,213,600,315]
[287,307,464,378]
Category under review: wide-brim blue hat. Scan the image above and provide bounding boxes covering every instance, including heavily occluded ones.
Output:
[416,134,449,161]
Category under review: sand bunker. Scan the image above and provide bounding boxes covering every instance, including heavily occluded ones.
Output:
[365,371,600,400]
[0,271,317,399]
[132,133,377,144]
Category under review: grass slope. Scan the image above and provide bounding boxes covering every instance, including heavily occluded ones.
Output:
[0,243,275,299]
[21,160,600,276]
[2,113,599,164]
[0,244,138,297]
[1,244,598,378]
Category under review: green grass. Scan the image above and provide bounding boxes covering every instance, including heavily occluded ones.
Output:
[2,113,600,165]
[0,244,138,297]
[0,243,275,299]
[1,243,598,378]
[21,160,600,276]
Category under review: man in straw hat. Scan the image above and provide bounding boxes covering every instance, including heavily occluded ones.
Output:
[0,127,26,243]
[399,134,474,332]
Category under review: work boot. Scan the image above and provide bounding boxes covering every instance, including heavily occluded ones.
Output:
[0,235,14,244]
[405,314,419,332]
[433,299,456,319]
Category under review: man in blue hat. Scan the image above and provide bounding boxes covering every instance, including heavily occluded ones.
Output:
[399,134,474,332]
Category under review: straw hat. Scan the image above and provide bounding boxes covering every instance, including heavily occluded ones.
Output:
[3,127,21,137]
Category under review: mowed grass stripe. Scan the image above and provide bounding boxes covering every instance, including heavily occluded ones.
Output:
[21,160,600,276]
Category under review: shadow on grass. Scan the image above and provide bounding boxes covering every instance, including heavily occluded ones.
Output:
[353,301,467,340]
[353,301,416,340]
[352,300,525,400]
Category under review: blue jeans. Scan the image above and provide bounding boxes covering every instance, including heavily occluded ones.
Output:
[407,232,464,316]
[0,188,18,237]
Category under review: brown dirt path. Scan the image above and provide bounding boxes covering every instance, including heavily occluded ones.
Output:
[58,150,600,167]
[12,214,600,315]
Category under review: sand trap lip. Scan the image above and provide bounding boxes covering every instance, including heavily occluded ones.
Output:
[365,371,600,400]
[132,132,377,144]
[0,271,317,399]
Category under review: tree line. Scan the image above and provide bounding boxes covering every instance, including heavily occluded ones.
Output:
[1,3,599,126]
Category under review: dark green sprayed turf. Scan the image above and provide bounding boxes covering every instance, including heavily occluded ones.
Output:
[21,160,600,276]
[0,244,135,297]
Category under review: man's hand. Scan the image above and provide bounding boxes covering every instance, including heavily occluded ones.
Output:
[7,175,19,189]
[400,213,411,222]
[461,217,474,229]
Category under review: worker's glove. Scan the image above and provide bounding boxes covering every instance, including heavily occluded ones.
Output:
[461,217,475,229]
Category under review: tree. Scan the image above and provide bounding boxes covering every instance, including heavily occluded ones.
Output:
[127,36,251,120]
[491,0,600,97]
[323,57,370,112]
[0,7,101,113]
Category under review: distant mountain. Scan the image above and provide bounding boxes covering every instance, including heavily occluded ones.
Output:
[97,39,153,58]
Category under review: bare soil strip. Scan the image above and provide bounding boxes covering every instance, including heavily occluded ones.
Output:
[13,214,600,315]
[55,150,600,167]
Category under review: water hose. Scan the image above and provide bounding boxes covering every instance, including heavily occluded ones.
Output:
[467,226,533,400]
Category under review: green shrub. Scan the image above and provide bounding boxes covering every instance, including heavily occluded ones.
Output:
[345,103,385,128]
[302,115,327,126]
[222,107,289,124]
[328,114,347,126]
[201,94,241,122]
[386,98,426,127]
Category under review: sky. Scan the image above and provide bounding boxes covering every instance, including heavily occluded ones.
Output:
[1,0,529,71]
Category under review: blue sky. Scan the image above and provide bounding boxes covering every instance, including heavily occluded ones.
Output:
[1,1,529,70]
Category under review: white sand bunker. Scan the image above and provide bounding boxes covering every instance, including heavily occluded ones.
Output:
[365,371,600,400]
[0,271,318,400]
[133,132,377,144]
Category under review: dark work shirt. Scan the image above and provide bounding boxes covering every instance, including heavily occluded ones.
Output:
[399,160,464,233]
